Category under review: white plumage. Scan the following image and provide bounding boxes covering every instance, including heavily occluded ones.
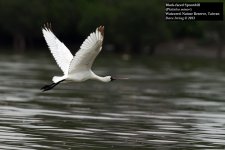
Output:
[42,27,73,75]
[41,23,117,92]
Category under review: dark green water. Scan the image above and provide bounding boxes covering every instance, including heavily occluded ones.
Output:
[0,53,225,150]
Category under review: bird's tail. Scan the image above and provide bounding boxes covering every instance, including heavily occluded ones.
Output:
[53,76,66,83]
[41,79,65,92]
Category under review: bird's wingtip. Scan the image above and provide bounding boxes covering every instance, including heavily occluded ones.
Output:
[97,25,104,36]
[42,22,52,31]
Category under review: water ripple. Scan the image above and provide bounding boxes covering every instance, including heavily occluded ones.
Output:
[0,54,225,149]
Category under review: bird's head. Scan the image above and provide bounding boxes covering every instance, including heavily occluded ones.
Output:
[105,76,129,82]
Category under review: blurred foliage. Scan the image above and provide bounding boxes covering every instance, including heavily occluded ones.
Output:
[0,0,224,54]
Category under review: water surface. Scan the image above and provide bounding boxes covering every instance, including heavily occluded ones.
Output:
[0,53,225,149]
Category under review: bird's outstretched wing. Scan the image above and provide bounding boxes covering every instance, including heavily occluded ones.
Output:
[68,26,104,74]
[42,23,73,75]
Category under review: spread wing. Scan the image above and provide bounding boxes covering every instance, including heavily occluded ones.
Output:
[42,24,73,75]
[68,26,104,74]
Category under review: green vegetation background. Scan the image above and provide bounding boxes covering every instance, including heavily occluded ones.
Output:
[0,0,224,56]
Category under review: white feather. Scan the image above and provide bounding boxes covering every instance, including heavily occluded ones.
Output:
[42,28,73,75]
[68,27,104,75]
[42,25,108,87]
[52,76,66,83]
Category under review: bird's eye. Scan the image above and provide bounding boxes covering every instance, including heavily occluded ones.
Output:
[110,77,116,81]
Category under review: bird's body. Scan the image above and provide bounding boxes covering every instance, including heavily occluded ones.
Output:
[41,24,116,92]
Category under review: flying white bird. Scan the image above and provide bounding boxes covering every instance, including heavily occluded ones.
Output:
[41,23,127,92]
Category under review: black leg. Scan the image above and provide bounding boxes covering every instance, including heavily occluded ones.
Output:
[40,79,65,92]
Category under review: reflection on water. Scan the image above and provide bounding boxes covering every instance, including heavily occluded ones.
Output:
[0,54,225,149]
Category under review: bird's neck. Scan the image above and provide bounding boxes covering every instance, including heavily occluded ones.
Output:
[92,73,109,82]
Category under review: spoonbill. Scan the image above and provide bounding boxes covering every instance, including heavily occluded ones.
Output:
[41,23,126,92]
